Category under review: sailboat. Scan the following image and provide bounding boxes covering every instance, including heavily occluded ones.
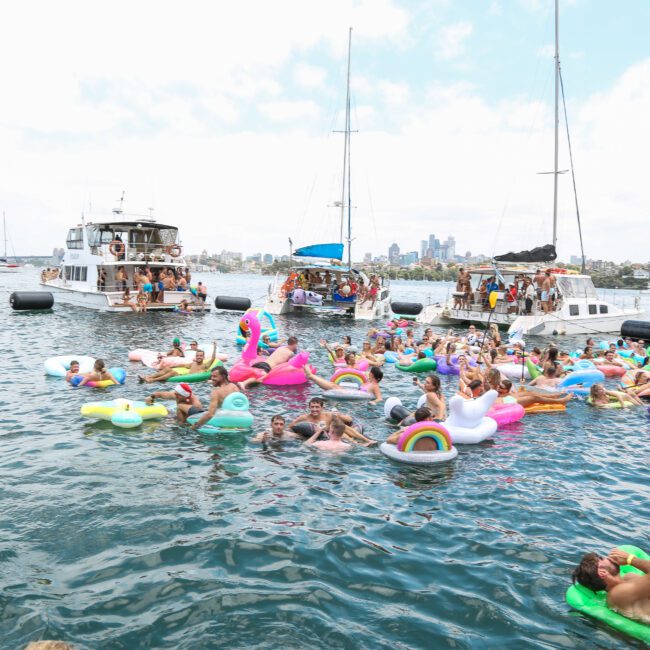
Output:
[417,0,641,335]
[264,28,390,320]
[0,212,20,273]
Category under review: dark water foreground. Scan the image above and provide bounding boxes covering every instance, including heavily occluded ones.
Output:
[1,271,648,649]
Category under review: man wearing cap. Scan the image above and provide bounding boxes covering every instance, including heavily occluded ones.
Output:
[145,383,203,423]
[139,342,217,383]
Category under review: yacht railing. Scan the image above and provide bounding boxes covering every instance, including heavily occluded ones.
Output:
[92,243,185,264]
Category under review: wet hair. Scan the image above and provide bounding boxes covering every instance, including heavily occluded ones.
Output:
[425,374,441,393]
[468,379,483,391]
[414,407,432,422]
[544,366,557,377]
[501,379,513,391]
[94,359,106,371]
[489,349,498,362]
[212,366,229,380]
[329,416,346,438]
[572,552,606,592]
[547,348,559,362]
[287,336,298,346]
[589,383,605,401]
[309,397,325,407]
[345,352,356,364]
[485,368,502,390]
[70,360,79,366]
[271,415,285,424]
[417,351,426,359]
[369,366,383,382]
[343,335,351,344]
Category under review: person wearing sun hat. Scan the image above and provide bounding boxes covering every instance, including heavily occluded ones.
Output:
[144,382,204,423]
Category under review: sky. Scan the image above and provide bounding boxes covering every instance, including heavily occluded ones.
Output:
[1,0,649,263]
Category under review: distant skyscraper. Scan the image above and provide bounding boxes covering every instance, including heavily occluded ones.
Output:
[421,240,428,259]
[388,243,400,264]
[446,236,456,260]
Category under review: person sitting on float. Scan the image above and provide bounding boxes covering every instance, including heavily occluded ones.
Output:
[188,367,242,430]
[304,416,352,453]
[589,383,642,407]
[460,379,485,399]
[397,350,427,368]
[237,337,301,389]
[496,379,573,407]
[304,365,384,405]
[319,338,347,364]
[78,359,118,387]
[372,337,387,355]
[139,343,216,384]
[405,329,416,348]
[623,371,650,396]
[116,286,138,312]
[385,407,433,446]
[145,383,204,423]
[571,548,650,624]
[413,375,447,420]
[529,365,562,389]
[602,349,628,368]
[359,341,385,367]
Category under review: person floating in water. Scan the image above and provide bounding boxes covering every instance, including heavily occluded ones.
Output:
[572,548,650,624]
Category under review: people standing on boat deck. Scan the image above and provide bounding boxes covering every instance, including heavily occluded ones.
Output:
[177,271,187,290]
[197,282,207,303]
[138,342,217,383]
[136,287,148,312]
[541,271,552,313]
[164,269,176,292]
[116,266,127,291]
[304,416,352,453]
[534,269,545,299]
[145,383,203,423]
[548,270,558,308]
[97,267,106,291]
[523,277,535,314]
[190,366,242,430]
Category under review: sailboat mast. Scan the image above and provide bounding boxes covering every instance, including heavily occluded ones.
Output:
[552,0,559,250]
[339,28,352,245]
[3,212,7,259]
[345,27,352,271]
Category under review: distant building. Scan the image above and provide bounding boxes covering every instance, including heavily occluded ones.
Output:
[263,254,274,265]
[632,269,650,279]
[420,240,428,259]
[445,236,456,260]
[363,252,372,263]
[400,251,419,266]
[388,243,400,264]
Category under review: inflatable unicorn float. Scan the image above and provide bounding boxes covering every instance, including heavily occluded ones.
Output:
[229,309,312,385]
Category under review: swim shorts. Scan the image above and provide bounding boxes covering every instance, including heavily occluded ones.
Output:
[541,291,549,301]
[188,406,204,416]
[143,283,152,293]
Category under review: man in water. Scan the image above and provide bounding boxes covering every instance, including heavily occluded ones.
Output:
[528,366,562,389]
[251,415,300,443]
[239,336,300,388]
[139,342,217,383]
[65,360,80,383]
[304,416,350,453]
[572,548,650,624]
[190,366,241,430]
[289,397,376,446]
[145,383,203,423]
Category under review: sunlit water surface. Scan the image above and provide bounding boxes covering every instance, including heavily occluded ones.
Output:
[1,270,649,649]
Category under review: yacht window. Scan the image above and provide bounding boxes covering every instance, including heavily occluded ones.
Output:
[66,228,84,249]
[588,304,597,315]
[80,266,87,281]
[599,305,608,314]
[86,226,101,247]
[64,266,72,280]
[73,266,81,281]
[569,304,580,316]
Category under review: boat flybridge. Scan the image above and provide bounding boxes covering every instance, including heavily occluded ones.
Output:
[417,263,641,336]
[265,243,390,320]
[41,213,209,312]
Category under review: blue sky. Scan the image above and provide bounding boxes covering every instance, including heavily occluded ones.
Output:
[0,0,649,262]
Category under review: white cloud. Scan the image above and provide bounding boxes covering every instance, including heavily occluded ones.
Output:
[436,22,474,60]
[294,64,327,89]
[258,100,321,122]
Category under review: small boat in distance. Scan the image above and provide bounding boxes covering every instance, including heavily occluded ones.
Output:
[41,201,209,312]
[0,212,20,273]
[265,28,390,320]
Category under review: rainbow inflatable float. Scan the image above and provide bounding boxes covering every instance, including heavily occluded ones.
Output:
[323,368,373,400]
[380,421,458,464]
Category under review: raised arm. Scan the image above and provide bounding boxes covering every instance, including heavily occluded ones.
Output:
[606,549,650,609]
[191,392,221,429]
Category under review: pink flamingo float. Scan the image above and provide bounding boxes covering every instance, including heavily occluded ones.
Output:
[229,310,312,385]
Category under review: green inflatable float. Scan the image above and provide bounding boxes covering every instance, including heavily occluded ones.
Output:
[166,359,223,383]
[566,545,650,643]
[396,358,437,373]
[525,358,541,379]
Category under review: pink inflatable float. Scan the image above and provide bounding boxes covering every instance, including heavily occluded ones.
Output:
[229,310,312,385]
[487,402,525,427]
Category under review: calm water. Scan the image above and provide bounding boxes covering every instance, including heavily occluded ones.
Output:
[1,270,649,649]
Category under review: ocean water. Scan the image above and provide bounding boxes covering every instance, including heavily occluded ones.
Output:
[1,270,649,649]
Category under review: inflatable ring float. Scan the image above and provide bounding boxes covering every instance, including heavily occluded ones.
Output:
[81,398,168,429]
[166,244,182,258]
[165,359,222,383]
[566,545,650,643]
[44,355,96,378]
[523,402,566,414]
[187,392,253,433]
[70,367,126,388]
[380,421,458,464]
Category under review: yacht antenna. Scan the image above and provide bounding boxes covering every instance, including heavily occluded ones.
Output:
[552,0,559,250]
[113,191,125,215]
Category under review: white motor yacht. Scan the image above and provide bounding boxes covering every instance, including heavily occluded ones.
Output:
[42,211,209,312]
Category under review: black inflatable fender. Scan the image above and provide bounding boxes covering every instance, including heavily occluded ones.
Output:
[9,291,54,310]
[214,296,252,311]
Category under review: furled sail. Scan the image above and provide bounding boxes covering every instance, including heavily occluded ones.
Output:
[293,243,344,260]
[493,244,557,263]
